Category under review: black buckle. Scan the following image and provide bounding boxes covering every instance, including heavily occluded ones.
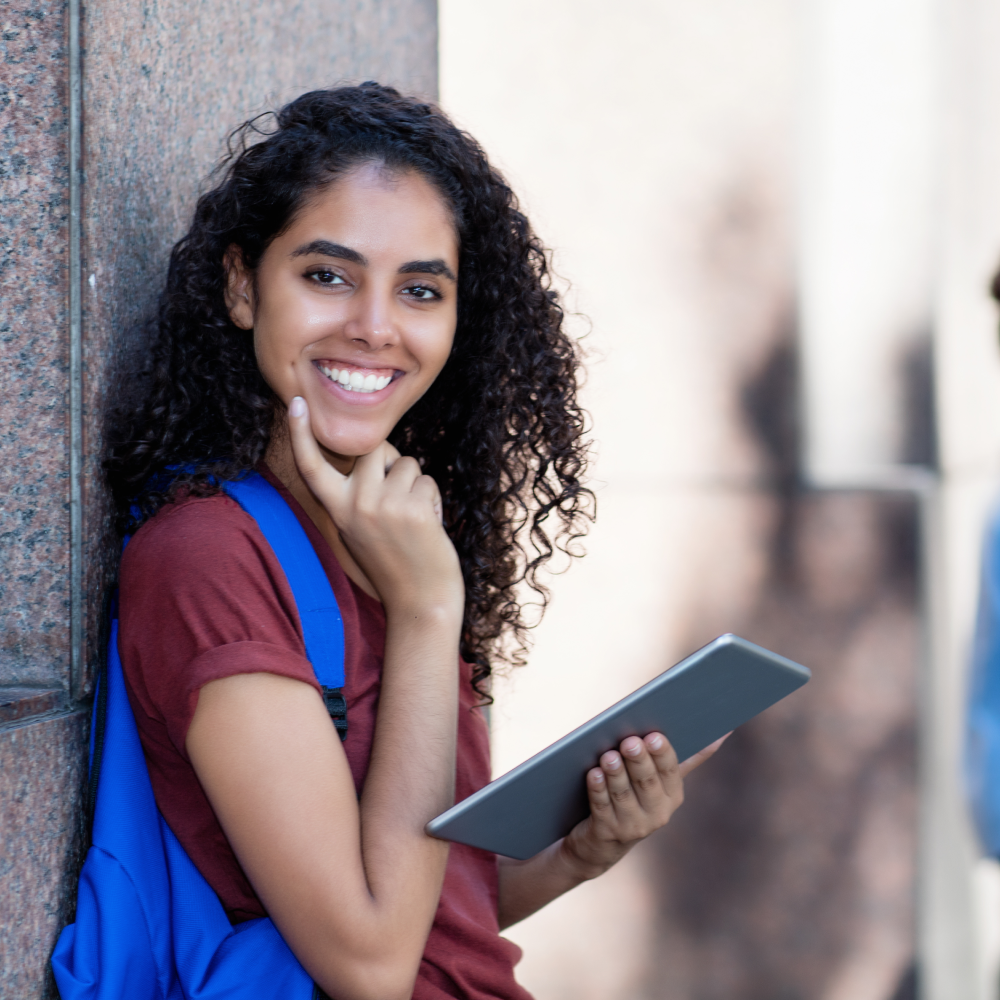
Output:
[321,686,348,742]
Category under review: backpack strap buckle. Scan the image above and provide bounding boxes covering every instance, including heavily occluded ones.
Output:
[321,686,348,742]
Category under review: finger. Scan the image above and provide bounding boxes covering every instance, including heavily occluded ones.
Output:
[380,441,402,473]
[287,397,348,511]
[348,442,403,506]
[351,441,399,482]
[410,474,443,515]
[619,736,666,812]
[585,767,615,824]
[600,750,638,818]
[644,732,682,793]
[382,455,423,495]
[678,733,730,779]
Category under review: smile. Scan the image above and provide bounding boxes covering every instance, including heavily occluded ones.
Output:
[316,362,396,394]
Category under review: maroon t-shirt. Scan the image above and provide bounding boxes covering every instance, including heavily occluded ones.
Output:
[118,465,533,1000]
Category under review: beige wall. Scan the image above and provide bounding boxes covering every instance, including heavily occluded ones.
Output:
[441,2,1000,998]
[440,3,930,999]
[441,3,904,999]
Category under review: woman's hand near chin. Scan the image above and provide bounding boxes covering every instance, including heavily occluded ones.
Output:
[286,395,465,620]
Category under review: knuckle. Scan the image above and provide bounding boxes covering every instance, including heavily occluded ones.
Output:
[660,758,679,779]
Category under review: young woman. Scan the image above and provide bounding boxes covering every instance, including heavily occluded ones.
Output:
[106,83,721,1000]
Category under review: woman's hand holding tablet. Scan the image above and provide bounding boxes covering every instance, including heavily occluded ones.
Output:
[566,730,727,880]
[491,729,726,929]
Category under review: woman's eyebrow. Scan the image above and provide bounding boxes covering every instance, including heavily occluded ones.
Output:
[289,240,367,265]
[398,259,457,281]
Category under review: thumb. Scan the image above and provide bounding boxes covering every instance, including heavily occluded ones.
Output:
[677,733,730,778]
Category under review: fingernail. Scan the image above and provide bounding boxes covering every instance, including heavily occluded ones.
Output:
[623,739,643,757]
[605,754,621,772]
[289,396,305,418]
[647,735,664,751]
[591,770,605,785]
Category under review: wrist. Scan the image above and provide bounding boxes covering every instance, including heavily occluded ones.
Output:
[557,833,616,883]
[385,599,464,634]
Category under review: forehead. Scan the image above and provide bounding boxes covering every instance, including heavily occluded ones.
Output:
[278,164,459,259]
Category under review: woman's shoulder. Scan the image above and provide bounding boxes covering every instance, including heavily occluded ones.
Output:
[118,490,310,685]
[121,492,267,581]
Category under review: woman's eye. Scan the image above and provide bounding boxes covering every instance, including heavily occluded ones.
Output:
[404,284,440,301]
[308,269,346,286]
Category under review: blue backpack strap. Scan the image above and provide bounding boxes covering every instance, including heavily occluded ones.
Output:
[222,472,347,738]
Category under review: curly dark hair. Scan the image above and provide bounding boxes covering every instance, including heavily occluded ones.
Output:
[106,82,593,697]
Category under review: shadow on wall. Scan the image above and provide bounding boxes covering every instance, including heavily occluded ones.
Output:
[638,333,920,1000]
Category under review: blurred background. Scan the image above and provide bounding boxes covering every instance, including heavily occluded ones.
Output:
[438,2,1000,999]
[7,1,1000,998]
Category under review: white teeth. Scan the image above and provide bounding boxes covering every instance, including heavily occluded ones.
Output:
[319,365,394,394]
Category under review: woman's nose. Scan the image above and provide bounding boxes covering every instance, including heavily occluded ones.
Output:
[343,288,400,351]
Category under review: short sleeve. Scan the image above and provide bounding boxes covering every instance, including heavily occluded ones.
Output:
[119,493,321,758]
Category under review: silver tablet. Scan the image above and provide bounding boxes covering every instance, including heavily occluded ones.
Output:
[427,634,810,860]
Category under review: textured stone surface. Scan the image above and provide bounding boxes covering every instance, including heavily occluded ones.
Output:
[0,0,438,691]
[0,4,438,995]
[0,711,88,1000]
[77,0,438,697]
[0,0,71,685]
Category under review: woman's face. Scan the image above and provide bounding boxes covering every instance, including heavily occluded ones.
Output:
[226,163,459,467]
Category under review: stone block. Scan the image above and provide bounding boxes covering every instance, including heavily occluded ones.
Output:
[0,0,71,686]
[0,711,89,1000]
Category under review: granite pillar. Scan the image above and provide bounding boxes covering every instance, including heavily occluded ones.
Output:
[0,3,437,996]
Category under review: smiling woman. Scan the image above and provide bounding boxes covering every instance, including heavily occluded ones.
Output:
[85,83,721,1000]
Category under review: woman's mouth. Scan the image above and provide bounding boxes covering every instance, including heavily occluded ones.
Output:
[315,361,397,394]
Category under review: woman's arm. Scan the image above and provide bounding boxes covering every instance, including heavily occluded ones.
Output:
[187,400,465,1000]
[496,733,726,929]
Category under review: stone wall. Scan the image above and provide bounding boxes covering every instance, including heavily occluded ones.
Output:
[0,3,437,996]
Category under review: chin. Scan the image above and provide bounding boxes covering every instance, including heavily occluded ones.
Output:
[317,429,390,460]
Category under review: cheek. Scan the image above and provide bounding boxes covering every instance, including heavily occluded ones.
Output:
[251,322,298,400]
[250,293,314,392]
[417,314,458,378]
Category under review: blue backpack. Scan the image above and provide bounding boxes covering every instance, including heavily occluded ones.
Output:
[52,472,345,999]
